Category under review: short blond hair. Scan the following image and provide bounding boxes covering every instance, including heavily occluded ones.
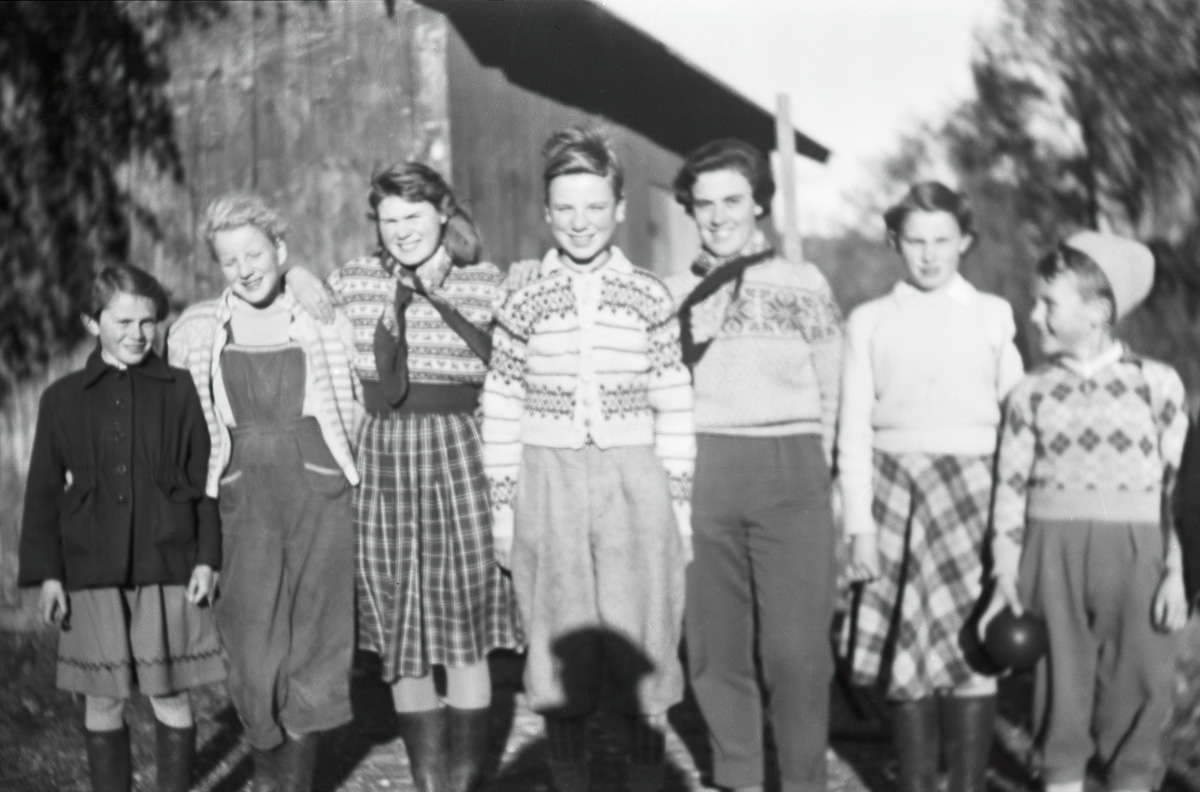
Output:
[202,193,288,258]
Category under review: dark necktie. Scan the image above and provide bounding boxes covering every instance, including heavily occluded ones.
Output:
[677,248,776,368]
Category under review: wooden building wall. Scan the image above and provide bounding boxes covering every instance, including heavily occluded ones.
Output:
[129,0,452,303]
[444,24,700,277]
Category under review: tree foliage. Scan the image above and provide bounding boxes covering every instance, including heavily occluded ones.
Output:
[0,0,223,399]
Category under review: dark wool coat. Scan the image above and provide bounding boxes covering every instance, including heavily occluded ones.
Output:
[19,346,220,591]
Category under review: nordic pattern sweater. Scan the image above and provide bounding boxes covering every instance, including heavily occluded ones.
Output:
[481,248,696,551]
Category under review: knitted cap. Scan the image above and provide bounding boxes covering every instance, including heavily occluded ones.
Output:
[1063,231,1154,320]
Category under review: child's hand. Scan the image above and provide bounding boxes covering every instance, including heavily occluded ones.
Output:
[186,565,218,606]
[846,534,879,583]
[977,573,1022,642]
[286,266,335,324]
[39,580,68,627]
[503,260,541,292]
[1153,569,1188,632]
[493,534,513,571]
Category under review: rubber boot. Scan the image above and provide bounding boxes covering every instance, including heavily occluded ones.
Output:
[278,732,320,792]
[154,721,195,792]
[548,759,591,792]
[941,695,996,792]
[396,707,450,792]
[626,762,665,792]
[890,697,940,792]
[250,746,282,792]
[84,726,132,792]
[446,706,490,792]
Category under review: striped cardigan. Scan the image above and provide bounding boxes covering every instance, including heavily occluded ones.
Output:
[480,248,696,549]
[167,288,361,497]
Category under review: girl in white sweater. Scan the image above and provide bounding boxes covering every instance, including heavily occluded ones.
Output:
[838,182,1024,792]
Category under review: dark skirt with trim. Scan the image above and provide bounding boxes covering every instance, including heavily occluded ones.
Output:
[355,412,523,680]
[57,584,225,698]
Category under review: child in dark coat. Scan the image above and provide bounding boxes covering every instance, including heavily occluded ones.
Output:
[19,264,223,792]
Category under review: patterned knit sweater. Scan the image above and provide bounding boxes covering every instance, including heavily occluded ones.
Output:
[481,248,696,549]
[666,240,843,455]
[326,248,505,386]
[992,346,1187,564]
[166,289,361,497]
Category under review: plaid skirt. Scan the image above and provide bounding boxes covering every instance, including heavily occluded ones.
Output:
[57,584,225,699]
[355,412,523,680]
[844,451,993,700]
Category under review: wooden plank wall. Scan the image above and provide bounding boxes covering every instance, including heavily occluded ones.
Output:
[128,0,451,305]
[443,22,690,276]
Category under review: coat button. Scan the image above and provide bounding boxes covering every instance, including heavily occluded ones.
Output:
[115,463,127,474]
[117,494,128,504]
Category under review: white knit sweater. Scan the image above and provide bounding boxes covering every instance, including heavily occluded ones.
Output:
[837,275,1024,536]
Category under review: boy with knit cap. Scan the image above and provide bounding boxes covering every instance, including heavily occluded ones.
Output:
[989,231,1188,792]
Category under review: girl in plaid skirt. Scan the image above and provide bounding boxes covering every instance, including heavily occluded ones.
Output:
[837,182,1025,792]
[289,163,522,792]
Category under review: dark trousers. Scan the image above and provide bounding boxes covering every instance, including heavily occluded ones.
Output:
[1020,517,1178,789]
[216,422,355,749]
[685,434,835,792]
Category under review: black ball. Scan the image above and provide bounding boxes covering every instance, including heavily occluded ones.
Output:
[983,608,1048,671]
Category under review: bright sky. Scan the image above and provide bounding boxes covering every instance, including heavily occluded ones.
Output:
[599,0,1002,234]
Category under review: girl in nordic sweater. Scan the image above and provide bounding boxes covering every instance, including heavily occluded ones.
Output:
[480,127,695,792]
[285,163,523,792]
[669,138,843,792]
[838,182,1024,792]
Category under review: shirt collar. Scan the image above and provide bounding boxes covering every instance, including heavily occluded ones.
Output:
[1055,341,1130,379]
[692,229,772,277]
[82,343,173,388]
[892,273,975,305]
[384,246,453,290]
[541,246,634,277]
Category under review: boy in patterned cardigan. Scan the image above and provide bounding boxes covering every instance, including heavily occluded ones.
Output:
[481,128,695,792]
[989,232,1188,792]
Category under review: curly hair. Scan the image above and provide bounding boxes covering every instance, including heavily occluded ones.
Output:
[202,193,289,258]
[883,181,974,239]
[673,138,774,217]
[368,162,482,265]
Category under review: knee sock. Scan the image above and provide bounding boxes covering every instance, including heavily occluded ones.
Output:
[444,662,492,710]
[628,714,666,766]
[150,693,194,729]
[546,715,587,763]
[1044,783,1084,792]
[392,675,442,713]
[85,696,126,732]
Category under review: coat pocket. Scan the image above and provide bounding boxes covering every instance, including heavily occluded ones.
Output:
[56,469,95,554]
[154,468,200,545]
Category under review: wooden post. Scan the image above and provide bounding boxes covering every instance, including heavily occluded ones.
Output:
[775,93,803,263]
